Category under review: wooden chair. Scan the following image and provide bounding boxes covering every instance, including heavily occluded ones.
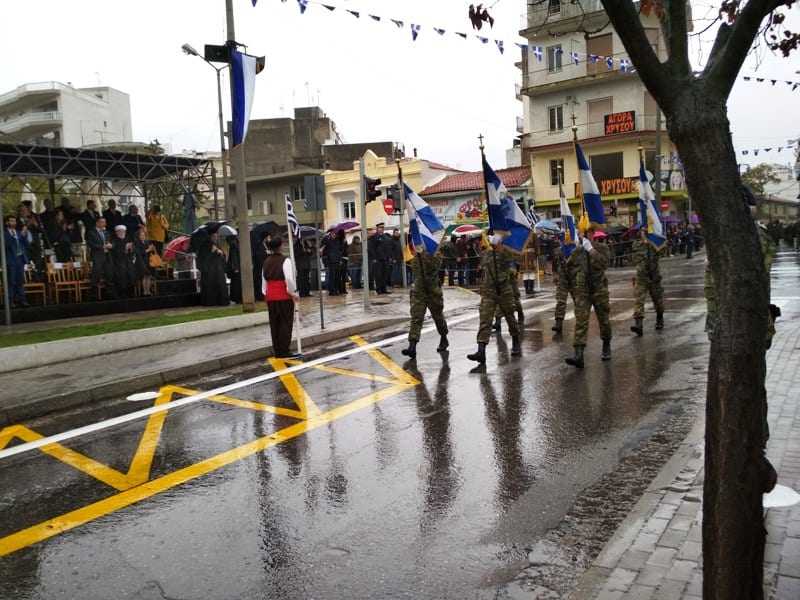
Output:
[23,266,46,306]
[73,261,94,302]
[46,262,80,304]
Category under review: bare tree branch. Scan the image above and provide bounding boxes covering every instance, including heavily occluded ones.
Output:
[705,0,784,98]
[599,0,675,110]
[664,0,692,77]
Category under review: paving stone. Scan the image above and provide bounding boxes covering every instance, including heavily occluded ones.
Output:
[677,541,701,562]
[652,579,686,599]
[622,584,657,600]
[606,568,638,591]
[596,589,625,600]
[658,529,686,550]
[775,575,800,598]
[619,550,651,572]
[644,518,671,537]
[685,572,702,596]
[667,515,694,532]
[633,532,661,553]
[647,547,678,569]
[765,542,783,564]
[665,559,697,583]
[779,538,800,578]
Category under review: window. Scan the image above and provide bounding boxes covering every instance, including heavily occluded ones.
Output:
[586,33,613,76]
[587,97,613,135]
[246,193,253,211]
[342,200,356,220]
[549,159,564,186]
[546,45,562,73]
[590,152,624,182]
[291,184,305,202]
[261,201,272,215]
[548,105,564,132]
[547,0,561,14]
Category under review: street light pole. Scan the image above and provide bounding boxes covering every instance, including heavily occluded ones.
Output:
[224,0,256,313]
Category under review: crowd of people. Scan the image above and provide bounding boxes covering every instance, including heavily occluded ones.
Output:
[2,197,172,307]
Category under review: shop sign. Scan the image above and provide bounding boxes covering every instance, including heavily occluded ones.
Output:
[598,176,639,196]
[604,111,636,135]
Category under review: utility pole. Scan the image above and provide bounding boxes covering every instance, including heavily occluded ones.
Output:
[225,0,256,312]
[359,158,369,311]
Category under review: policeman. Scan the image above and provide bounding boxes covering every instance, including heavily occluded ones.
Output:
[492,259,524,332]
[467,232,521,363]
[630,228,665,336]
[565,229,612,368]
[401,244,449,359]
[551,239,571,334]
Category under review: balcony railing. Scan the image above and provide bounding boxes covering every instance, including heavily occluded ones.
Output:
[0,82,65,108]
[1,110,63,133]
[530,114,658,146]
[516,116,525,133]
[528,0,604,28]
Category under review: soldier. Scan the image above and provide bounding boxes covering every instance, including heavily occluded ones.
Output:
[551,239,571,334]
[467,232,521,363]
[630,228,665,336]
[565,229,612,368]
[492,260,524,332]
[401,244,449,359]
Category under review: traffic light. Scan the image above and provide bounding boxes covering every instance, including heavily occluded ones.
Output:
[365,177,382,203]
[386,184,401,214]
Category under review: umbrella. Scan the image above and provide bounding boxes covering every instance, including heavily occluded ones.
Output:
[218,224,238,237]
[251,221,282,242]
[193,221,227,235]
[328,220,359,233]
[298,225,321,239]
[452,224,481,237]
[163,235,191,261]
[534,219,561,234]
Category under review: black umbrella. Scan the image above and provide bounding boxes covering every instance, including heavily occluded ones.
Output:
[251,221,282,242]
[298,225,322,239]
[193,221,227,235]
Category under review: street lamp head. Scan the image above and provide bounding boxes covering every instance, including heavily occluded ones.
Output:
[181,44,199,57]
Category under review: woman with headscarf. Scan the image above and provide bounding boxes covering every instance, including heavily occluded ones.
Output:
[262,237,298,358]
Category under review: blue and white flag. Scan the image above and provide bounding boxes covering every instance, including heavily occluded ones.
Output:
[532,46,543,61]
[482,157,532,252]
[296,0,309,14]
[570,51,580,66]
[411,24,422,41]
[575,143,606,226]
[559,181,578,258]
[404,183,444,255]
[638,160,666,249]
[231,50,257,147]
[285,193,300,239]
[526,201,541,227]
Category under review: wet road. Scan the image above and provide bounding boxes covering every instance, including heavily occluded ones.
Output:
[1,251,798,600]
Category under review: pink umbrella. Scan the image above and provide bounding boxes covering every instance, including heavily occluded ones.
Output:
[163,235,191,261]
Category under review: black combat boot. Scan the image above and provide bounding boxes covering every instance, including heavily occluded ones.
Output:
[492,317,501,332]
[565,346,585,369]
[601,339,612,361]
[655,313,664,330]
[511,336,522,357]
[437,335,449,352]
[401,340,417,359]
[552,318,563,333]
[524,280,533,295]
[517,309,524,326]
[630,318,644,337]
[467,342,487,363]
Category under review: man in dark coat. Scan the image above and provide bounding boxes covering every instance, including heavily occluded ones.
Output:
[122,205,145,241]
[86,217,113,299]
[102,199,123,230]
[368,223,393,294]
[3,216,29,307]
[81,200,101,232]
[110,225,136,298]
[295,239,313,297]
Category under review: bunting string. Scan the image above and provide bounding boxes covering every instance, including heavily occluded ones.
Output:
[737,139,800,157]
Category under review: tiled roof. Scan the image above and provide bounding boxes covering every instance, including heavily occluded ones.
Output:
[420,166,530,196]
[425,160,465,172]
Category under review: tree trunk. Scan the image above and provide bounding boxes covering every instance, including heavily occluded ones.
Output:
[664,89,771,599]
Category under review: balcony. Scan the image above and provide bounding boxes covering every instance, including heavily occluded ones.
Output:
[1,110,63,136]
[526,0,604,30]
[0,82,65,111]
[527,114,658,150]
[516,116,525,134]
[515,83,523,100]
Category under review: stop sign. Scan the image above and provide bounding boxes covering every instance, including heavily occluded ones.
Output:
[383,198,396,216]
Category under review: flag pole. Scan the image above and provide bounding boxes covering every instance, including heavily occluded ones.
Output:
[285,195,303,357]
[571,114,587,235]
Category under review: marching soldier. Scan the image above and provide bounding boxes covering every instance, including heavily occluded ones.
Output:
[630,228,665,336]
[401,244,449,359]
[551,239,571,334]
[565,229,612,368]
[467,233,521,363]
[492,259,524,332]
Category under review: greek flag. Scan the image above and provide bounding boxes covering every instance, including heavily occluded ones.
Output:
[482,157,532,252]
[285,194,300,238]
[575,142,606,226]
[532,46,543,61]
[404,183,444,254]
[559,180,577,258]
[638,160,666,249]
[231,49,257,147]
[526,201,541,227]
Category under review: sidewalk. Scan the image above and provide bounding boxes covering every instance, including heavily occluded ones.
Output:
[570,324,800,599]
[0,286,482,425]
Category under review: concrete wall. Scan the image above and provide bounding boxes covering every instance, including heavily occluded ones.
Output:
[59,86,132,147]
[323,142,395,170]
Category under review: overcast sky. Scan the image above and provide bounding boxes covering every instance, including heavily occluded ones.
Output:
[1,0,798,172]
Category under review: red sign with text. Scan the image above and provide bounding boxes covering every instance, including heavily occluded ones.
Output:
[383,198,396,216]
[604,111,636,135]
[661,201,670,210]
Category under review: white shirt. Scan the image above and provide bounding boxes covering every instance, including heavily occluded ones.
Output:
[282,257,297,296]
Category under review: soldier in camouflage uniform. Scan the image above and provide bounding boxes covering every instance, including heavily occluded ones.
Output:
[630,229,665,336]
[492,261,524,332]
[401,247,449,359]
[467,233,521,363]
[551,240,571,334]
[565,230,612,368]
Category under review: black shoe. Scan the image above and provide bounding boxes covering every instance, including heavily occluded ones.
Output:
[517,310,524,325]
[401,341,417,359]
[511,336,521,357]
[436,335,449,352]
[655,313,664,330]
[552,318,563,333]
[565,346,585,369]
[630,318,643,337]
[467,342,487,363]
[601,339,612,361]
[492,317,501,332]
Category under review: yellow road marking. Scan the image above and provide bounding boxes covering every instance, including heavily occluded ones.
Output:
[282,359,400,385]
[350,335,421,386]
[268,358,322,418]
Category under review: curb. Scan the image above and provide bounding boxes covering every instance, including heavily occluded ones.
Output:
[568,413,706,600]
[1,317,407,426]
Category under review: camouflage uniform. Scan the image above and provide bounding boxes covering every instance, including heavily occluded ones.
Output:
[494,263,523,320]
[632,239,665,320]
[553,244,572,321]
[477,246,520,343]
[567,242,612,347]
[408,252,449,342]
[705,224,776,343]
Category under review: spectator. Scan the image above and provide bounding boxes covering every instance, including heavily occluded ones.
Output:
[455,235,469,286]
[226,236,242,304]
[390,228,404,286]
[133,227,157,296]
[368,223,393,294]
[81,200,101,232]
[295,238,313,297]
[102,199,123,230]
[18,202,44,271]
[122,205,145,240]
[347,235,363,289]
[110,225,136,298]
[146,204,169,255]
[441,236,457,286]
[86,217,112,300]
[3,215,29,307]
[39,198,57,241]
[195,229,229,306]
[322,230,346,295]
[49,209,74,262]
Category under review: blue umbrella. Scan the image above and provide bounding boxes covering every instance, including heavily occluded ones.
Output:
[534,219,561,234]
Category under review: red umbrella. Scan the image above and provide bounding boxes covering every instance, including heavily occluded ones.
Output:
[163,235,191,261]
[453,224,482,237]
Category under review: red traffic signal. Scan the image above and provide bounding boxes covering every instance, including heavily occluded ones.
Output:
[383,198,395,216]
[365,177,382,203]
